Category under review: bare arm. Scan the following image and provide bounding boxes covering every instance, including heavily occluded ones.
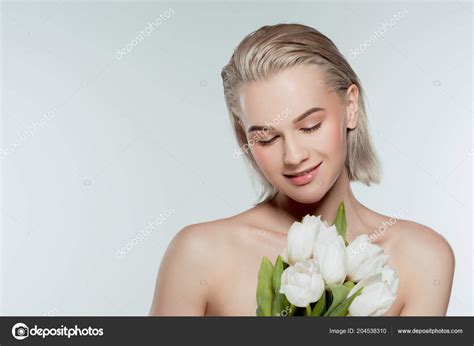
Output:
[399,226,455,316]
[149,225,210,316]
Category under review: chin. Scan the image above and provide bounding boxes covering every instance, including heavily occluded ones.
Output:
[278,180,328,204]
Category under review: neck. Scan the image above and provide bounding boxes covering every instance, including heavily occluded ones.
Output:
[271,166,367,241]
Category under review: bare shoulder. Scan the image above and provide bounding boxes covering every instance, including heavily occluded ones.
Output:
[168,204,287,272]
[149,215,252,315]
[167,207,265,268]
[171,216,242,257]
[388,219,455,315]
[389,219,454,267]
[363,206,453,261]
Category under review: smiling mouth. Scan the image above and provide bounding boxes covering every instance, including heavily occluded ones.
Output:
[283,162,322,177]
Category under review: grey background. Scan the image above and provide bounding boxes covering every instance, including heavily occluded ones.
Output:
[1,1,472,316]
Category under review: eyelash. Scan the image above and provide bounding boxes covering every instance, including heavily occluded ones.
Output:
[257,123,322,146]
[301,123,322,133]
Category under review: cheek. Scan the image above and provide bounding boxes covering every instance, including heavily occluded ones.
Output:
[330,122,345,148]
[251,147,279,173]
[321,118,345,153]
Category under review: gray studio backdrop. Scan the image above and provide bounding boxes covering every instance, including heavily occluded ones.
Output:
[1,1,472,316]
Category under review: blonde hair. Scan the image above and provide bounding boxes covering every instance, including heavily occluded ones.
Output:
[221,23,381,205]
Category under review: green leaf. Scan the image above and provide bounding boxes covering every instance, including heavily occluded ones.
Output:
[333,201,348,245]
[272,256,284,294]
[271,256,289,316]
[343,281,355,290]
[323,284,350,316]
[288,303,297,316]
[311,289,326,316]
[256,257,274,316]
[329,287,364,316]
[272,294,290,316]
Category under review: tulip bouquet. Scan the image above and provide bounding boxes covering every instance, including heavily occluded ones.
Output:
[256,202,398,317]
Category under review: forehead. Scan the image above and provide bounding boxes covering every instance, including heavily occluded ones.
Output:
[238,64,333,127]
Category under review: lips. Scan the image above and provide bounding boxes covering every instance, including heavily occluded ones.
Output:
[283,162,322,177]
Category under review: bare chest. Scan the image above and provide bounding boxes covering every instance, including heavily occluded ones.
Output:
[205,229,287,316]
[205,228,405,316]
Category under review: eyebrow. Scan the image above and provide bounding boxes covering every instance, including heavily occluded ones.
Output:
[247,107,325,133]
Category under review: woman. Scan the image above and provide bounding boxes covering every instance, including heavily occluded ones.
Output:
[149,23,454,316]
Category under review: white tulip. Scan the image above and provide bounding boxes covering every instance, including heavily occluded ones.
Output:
[312,224,348,285]
[381,266,399,295]
[279,259,325,307]
[302,214,326,232]
[346,234,390,282]
[347,273,397,316]
[281,215,324,265]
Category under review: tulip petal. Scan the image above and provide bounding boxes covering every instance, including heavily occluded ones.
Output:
[347,273,397,316]
[279,259,324,308]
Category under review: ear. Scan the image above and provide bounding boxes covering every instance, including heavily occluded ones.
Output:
[345,84,359,130]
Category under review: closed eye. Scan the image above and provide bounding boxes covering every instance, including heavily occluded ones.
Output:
[255,123,321,146]
[257,136,279,146]
[301,123,322,133]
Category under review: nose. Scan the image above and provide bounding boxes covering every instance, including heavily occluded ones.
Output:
[283,135,309,166]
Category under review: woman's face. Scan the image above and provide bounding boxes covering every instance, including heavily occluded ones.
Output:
[238,64,359,204]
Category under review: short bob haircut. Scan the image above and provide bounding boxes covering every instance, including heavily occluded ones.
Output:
[221,23,381,205]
